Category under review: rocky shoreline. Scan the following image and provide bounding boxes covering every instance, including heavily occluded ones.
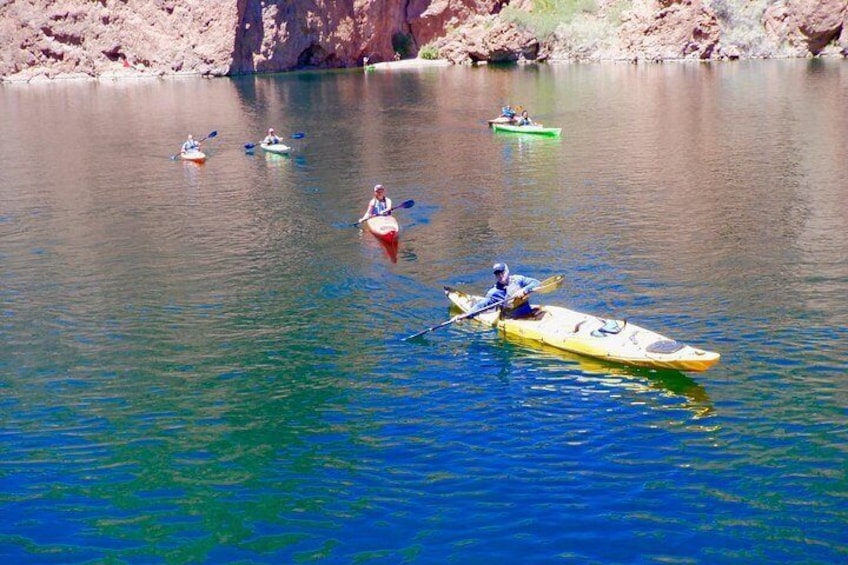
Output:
[1,0,845,84]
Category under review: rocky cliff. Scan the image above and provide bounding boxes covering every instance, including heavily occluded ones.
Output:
[1,0,845,82]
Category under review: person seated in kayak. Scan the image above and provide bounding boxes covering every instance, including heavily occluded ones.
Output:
[517,110,536,126]
[181,134,199,154]
[263,128,281,145]
[358,184,393,222]
[500,105,516,119]
[473,263,541,319]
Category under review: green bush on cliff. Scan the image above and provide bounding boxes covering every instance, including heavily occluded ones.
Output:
[503,0,599,38]
[419,44,440,60]
[706,0,777,57]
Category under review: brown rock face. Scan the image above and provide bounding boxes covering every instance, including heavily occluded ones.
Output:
[762,0,847,55]
[1,0,238,81]
[232,0,405,72]
[230,0,506,71]
[434,14,539,64]
[407,0,505,49]
[618,0,721,61]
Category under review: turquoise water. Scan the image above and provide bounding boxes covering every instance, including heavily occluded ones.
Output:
[1,61,846,563]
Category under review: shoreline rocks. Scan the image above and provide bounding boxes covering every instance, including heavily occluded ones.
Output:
[2,0,845,84]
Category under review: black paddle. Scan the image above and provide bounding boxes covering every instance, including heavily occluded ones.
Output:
[353,199,415,226]
[244,132,306,151]
[402,274,564,341]
[171,130,217,159]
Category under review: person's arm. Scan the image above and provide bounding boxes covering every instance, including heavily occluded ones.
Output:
[382,197,393,215]
[469,287,503,317]
[359,199,375,222]
[510,275,541,300]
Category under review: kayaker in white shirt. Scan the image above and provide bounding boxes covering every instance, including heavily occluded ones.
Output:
[359,184,393,223]
[181,134,200,154]
[262,128,281,145]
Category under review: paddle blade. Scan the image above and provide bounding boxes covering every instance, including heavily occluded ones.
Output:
[244,143,256,150]
[535,274,565,294]
[207,130,218,139]
[402,328,430,341]
[291,132,305,139]
[397,199,414,209]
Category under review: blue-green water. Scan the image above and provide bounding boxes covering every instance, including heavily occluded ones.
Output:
[1,61,846,563]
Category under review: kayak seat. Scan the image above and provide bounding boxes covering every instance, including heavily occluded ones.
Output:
[646,340,685,354]
[591,319,627,338]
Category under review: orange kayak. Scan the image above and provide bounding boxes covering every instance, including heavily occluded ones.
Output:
[364,215,399,243]
[181,150,206,163]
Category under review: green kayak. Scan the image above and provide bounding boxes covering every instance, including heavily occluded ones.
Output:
[492,123,562,137]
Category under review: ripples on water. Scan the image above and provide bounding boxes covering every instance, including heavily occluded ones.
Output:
[1,61,846,563]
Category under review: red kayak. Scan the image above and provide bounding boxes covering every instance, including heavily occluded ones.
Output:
[363,215,399,243]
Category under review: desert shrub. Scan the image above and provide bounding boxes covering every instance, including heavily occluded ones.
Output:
[705,0,778,58]
[502,0,599,38]
[604,0,632,25]
[554,13,618,59]
[419,43,440,60]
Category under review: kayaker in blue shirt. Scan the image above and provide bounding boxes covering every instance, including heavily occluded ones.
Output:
[181,134,200,154]
[262,128,281,145]
[473,263,541,319]
[358,184,393,223]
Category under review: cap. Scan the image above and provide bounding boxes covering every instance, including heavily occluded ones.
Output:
[268,128,274,133]
[374,184,384,192]
[492,262,508,274]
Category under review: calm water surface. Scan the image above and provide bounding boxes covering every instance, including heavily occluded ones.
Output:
[1,61,846,563]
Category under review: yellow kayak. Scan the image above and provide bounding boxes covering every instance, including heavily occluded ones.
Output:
[444,286,720,372]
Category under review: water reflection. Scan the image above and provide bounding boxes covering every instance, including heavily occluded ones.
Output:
[482,327,713,420]
[362,231,398,263]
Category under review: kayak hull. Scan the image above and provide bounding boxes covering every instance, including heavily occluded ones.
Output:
[492,123,562,137]
[364,215,399,244]
[181,150,206,163]
[488,116,519,127]
[444,288,720,372]
[261,143,291,154]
